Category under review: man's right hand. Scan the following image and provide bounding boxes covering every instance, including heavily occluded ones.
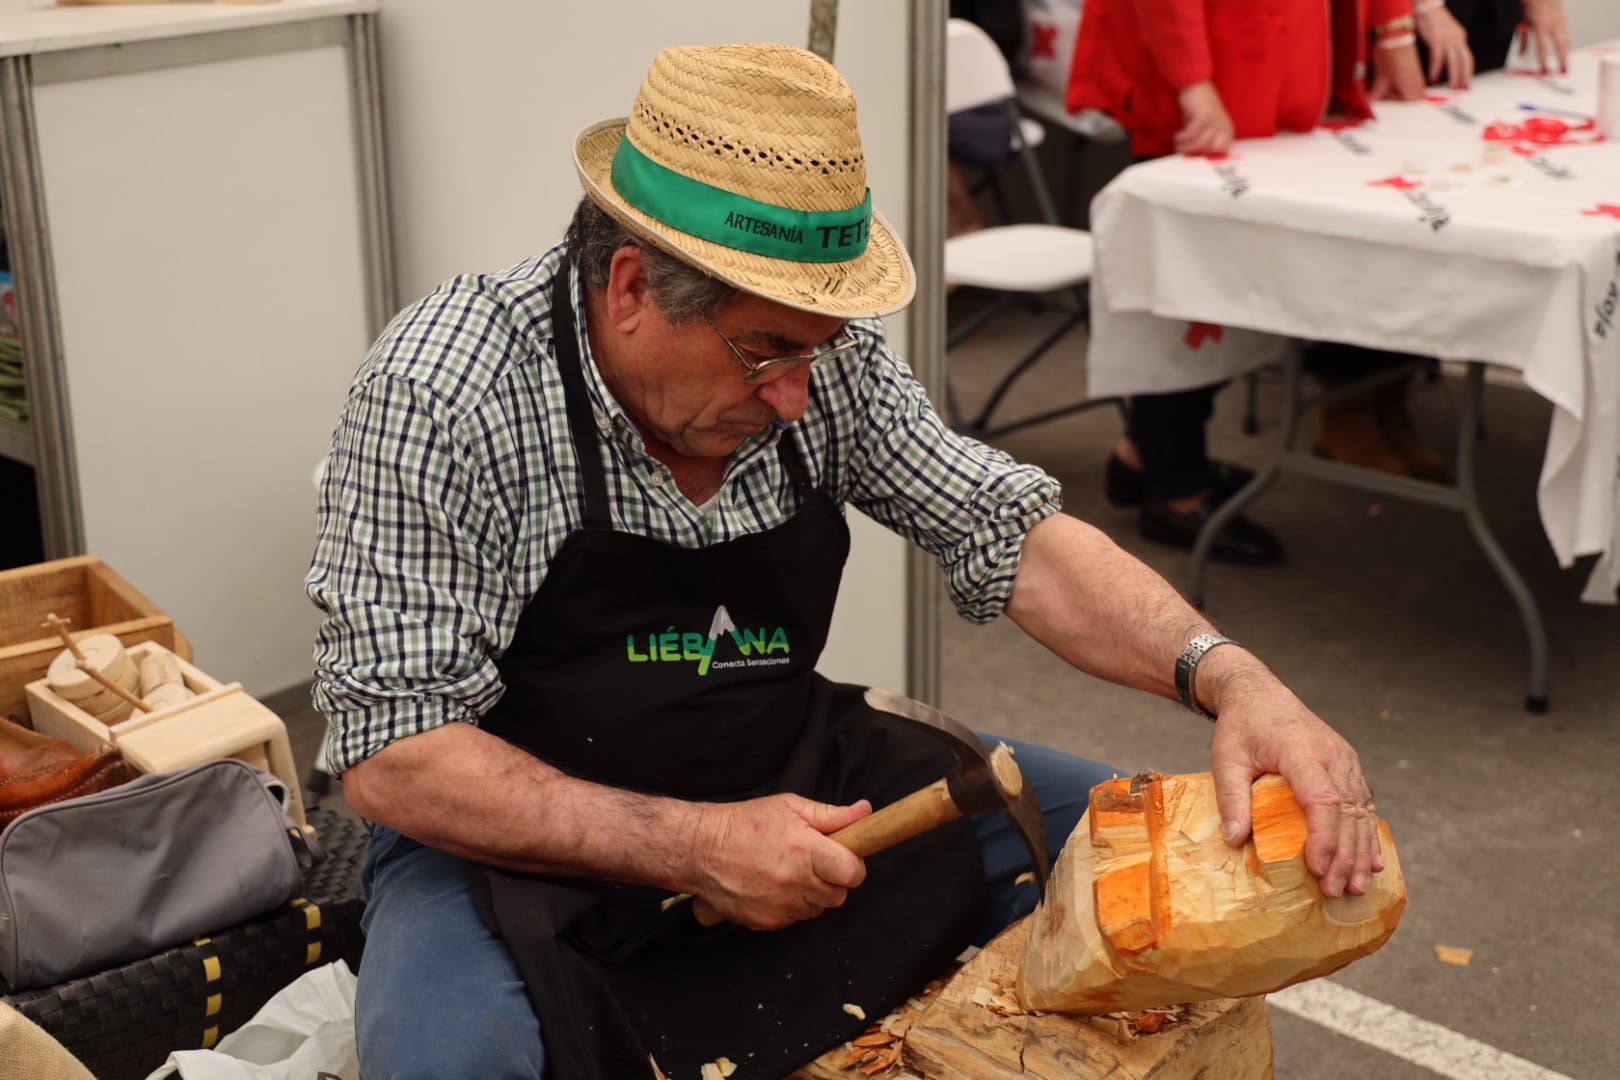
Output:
[1173,81,1234,156]
[690,793,871,930]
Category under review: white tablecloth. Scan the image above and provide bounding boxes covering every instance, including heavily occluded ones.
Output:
[1086,44,1620,602]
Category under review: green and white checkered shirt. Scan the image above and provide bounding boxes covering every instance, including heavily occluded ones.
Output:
[306,244,1061,773]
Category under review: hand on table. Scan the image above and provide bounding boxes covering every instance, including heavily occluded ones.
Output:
[1206,677,1384,899]
[690,792,870,930]
[1517,0,1569,75]
[1417,6,1475,88]
[1370,41,1428,101]
[1174,81,1234,156]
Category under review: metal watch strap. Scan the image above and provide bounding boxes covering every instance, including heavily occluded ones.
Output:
[1176,633,1239,719]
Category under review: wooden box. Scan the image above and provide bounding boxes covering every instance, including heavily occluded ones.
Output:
[26,643,306,830]
[0,556,187,727]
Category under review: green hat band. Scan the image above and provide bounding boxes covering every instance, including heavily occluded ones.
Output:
[610,137,871,264]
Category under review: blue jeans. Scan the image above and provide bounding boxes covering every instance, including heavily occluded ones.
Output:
[353,736,1116,1079]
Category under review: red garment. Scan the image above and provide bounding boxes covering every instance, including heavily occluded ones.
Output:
[1067,0,1411,157]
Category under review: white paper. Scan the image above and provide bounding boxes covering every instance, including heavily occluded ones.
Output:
[142,962,359,1080]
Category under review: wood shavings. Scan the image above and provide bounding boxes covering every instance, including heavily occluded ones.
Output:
[965,983,1021,1016]
[1434,944,1474,966]
[1014,870,1035,886]
[649,1054,669,1079]
[1086,1005,1189,1041]
[820,973,950,1074]
[842,1002,867,1021]
[699,1059,739,1080]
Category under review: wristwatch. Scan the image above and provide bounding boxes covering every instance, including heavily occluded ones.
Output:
[1175,633,1240,720]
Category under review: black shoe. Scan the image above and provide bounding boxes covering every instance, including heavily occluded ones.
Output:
[1104,455,1257,508]
[1139,496,1283,565]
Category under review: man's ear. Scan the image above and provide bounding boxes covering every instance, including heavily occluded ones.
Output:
[603,246,654,331]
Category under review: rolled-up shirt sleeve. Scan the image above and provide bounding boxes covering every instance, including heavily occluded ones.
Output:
[830,328,1062,622]
[306,291,534,774]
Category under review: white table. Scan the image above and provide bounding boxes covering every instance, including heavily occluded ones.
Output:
[1084,44,1620,709]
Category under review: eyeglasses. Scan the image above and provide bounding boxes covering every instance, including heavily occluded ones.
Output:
[703,318,860,384]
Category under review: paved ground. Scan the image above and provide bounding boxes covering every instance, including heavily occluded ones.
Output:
[935,306,1619,1080]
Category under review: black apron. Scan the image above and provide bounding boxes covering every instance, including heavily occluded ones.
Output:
[472,262,984,1080]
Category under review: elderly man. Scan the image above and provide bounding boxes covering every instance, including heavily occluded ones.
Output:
[308,41,1383,1080]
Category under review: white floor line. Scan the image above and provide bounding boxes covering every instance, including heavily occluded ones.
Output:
[1269,981,1574,1080]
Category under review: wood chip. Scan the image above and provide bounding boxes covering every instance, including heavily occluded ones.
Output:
[715,1058,738,1078]
[648,1054,669,1079]
[1087,1014,1134,1041]
[1435,945,1474,966]
[1014,870,1035,886]
[851,1032,895,1047]
[841,1047,878,1068]
[842,1002,867,1021]
[859,1054,894,1076]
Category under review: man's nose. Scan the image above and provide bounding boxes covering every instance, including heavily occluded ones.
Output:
[756,364,812,421]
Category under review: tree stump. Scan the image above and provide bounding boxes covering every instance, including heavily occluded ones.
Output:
[791,917,1273,1080]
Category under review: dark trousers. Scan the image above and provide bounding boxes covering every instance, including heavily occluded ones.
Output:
[1303,342,1424,382]
[1124,384,1221,502]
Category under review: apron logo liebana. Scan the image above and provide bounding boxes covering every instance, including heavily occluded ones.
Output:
[624,623,791,676]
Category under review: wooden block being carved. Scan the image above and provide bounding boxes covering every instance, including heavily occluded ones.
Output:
[1018,772,1405,1015]
[793,917,1272,1080]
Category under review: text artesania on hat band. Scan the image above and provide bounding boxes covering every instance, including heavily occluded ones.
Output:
[610,137,872,264]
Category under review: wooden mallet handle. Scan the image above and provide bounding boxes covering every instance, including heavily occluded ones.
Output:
[690,777,967,927]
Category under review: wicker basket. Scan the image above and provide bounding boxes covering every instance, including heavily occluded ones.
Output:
[1,803,367,1080]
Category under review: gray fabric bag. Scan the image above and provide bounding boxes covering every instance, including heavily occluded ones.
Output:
[0,758,319,992]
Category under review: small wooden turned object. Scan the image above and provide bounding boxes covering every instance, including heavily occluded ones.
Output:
[1018,772,1406,1014]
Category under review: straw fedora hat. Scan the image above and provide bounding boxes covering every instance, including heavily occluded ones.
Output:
[574,42,915,319]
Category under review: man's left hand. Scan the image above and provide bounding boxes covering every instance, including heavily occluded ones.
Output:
[1203,666,1384,898]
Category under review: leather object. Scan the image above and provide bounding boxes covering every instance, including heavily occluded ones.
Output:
[0,717,136,827]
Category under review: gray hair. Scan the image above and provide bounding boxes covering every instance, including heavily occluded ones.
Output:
[564,196,736,323]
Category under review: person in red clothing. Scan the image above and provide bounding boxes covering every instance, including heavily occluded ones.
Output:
[1071,0,1428,157]
[1069,0,1430,562]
